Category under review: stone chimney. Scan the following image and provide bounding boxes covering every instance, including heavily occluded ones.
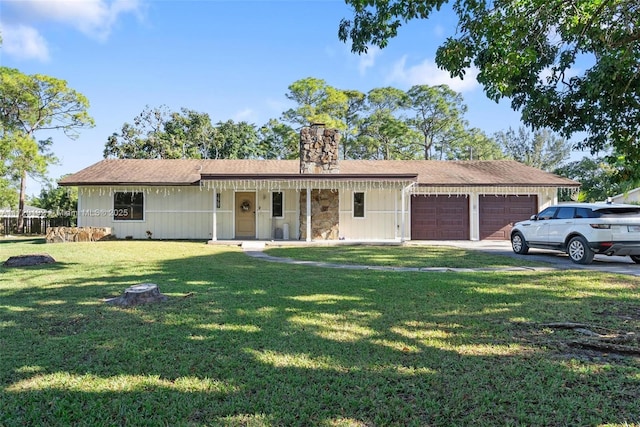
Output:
[299,124,340,174]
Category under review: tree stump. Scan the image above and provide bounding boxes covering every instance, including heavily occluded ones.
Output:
[105,283,168,307]
[3,254,56,267]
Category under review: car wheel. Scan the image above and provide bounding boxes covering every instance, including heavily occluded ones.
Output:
[630,256,640,264]
[511,232,529,255]
[567,236,595,264]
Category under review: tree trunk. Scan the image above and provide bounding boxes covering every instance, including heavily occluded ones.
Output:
[17,171,27,234]
[424,135,429,160]
[4,254,56,267]
[105,284,168,307]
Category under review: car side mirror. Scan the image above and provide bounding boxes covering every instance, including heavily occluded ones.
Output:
[530,215,538,221]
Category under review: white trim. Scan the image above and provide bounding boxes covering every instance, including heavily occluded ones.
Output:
[212,187,217,241]
[80,187,190,196]
[201,179,411,192]
[145,209,232,214]
[401,184,408,242]
[470,193,479,241]
[409,185,573,196]
[394,191,398,239]
[295,190,301,240]
[77,193,83,227]
[112,191,145,222]
[306,187,311,242]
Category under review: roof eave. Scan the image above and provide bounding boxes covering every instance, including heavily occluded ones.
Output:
[200,173,418,181]
[415,183,580,187]
[59,181,200,187]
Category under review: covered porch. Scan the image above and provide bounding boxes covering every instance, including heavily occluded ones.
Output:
[200,176,415,243]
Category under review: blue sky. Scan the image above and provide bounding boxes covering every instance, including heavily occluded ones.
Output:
[2,0,562,196]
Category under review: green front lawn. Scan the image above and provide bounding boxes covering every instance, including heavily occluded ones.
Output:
[1,239,639,426]
[265,245,547,268]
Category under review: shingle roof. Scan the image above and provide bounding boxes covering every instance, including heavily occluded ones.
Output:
[339,160,578,186]
[59,159,579,187]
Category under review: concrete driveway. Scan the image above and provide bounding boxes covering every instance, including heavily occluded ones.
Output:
[415,240,640,277]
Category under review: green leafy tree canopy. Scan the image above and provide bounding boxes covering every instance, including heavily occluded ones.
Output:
[407,84,468,159]
[339,0,640,179]
[31,175,78,224]
[105,107,268,160]
[0,67,93,231]
[495,127,571,171]
[554,156,636,203]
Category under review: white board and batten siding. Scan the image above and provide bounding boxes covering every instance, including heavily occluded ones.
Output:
[78,186,223,240]
[254,189,299,240]
[78,186,302,240]
[339,189,408,240]
[78,185,554,241]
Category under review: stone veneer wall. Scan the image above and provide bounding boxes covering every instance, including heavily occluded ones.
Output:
[299,189,339,240]
[298,124,341,240]
[46,226,112,243]
[299,124,341,174]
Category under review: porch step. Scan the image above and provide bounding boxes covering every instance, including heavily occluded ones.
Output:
[241,241,266,251]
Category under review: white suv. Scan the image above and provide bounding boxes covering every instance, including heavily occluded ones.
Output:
[510,202,640,264]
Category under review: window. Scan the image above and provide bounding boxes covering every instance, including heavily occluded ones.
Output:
[536,207,557,220]
[216,193,221,209]
[555,207,575,219]
[575,208,594,219]
[353,192,365,218]
[113,192,144,221]
[272,192,283,218]
[598,207,640,218]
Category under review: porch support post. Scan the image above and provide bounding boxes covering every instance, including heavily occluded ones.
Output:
[77,189,83,227]
[306,186,311,242]
[394,189,398,240]
[470,192,479,241]
[211,187,217,241]
[401,185,406,243]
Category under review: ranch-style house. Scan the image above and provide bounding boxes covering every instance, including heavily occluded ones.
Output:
[60,124,579,242]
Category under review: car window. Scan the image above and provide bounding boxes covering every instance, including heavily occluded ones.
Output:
[556,207,575,219]
[536,207,557,220]
[575,207,598,218]
[596,207,640,218]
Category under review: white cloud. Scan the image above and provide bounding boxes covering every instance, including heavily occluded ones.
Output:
[233,108,254,122]
[324,44,337,58]
[4,0,142,41]
[387,55,479,92]
[1,23,50,62]
[358,45,381,75]
[433,24,445,38]
[266,98,292,114]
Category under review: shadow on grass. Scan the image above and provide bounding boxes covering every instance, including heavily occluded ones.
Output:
[0,261,79,274]
[0,237,46,245]
[1,247,639,426]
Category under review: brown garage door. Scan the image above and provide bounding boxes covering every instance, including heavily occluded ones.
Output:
[479,195,538,240]
[411,195,469,240]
